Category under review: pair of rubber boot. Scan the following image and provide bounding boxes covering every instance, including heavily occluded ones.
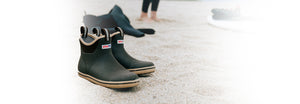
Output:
[78,26,155,88]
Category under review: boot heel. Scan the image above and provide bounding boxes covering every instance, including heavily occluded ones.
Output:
[78,72,97,85]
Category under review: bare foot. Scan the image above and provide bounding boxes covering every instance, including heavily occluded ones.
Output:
[150,11,160,22]
[151,17,160,22]
[138,17,152,22]
[138,12,151,21]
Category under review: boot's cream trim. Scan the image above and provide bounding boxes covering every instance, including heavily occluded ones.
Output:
[128,66,156,75]
[80,31,120,46]
[78,72,139,88]
[127,66,155,71]
[131,68,155,75]
[110,32,120,37]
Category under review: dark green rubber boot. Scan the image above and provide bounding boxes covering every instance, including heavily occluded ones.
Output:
[110,27,155,75]
[78,26,139,88]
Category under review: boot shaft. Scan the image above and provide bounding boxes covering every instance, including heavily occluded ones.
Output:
[78,26,115,73]
[79,26,117,56]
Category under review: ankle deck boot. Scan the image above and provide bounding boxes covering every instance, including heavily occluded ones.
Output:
[78,26,139,88]
[110,27,155,75]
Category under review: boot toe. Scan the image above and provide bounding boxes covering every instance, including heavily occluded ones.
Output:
[133,60,154,68]
[110,70,139,81]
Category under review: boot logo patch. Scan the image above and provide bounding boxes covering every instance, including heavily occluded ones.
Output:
[101,44,111,49]
[117,40,124,44]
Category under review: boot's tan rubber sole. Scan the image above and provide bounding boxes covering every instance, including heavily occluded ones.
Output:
[78,72,139,88]
[128,66,155,75]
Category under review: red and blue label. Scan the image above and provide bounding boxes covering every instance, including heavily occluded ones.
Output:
[101,44,111,49]
[117,40,124,44]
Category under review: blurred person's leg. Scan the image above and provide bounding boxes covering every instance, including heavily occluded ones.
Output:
[151,0,159,11]
[140,0,151,20]
[150,0,160,21]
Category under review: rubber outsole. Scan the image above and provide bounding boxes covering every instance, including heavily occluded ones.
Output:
[78,72,139,88]
[127,66,155,75]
